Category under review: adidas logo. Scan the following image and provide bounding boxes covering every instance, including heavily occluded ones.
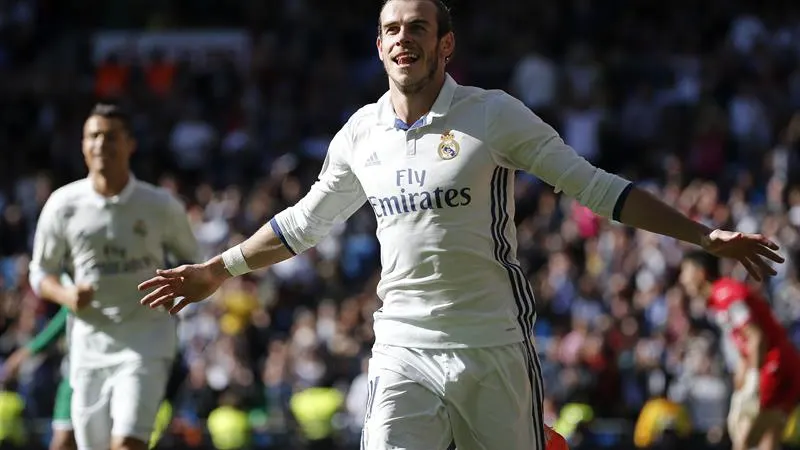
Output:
[364,152,381,167]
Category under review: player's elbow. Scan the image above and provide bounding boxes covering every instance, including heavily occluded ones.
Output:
[272,208,334,255]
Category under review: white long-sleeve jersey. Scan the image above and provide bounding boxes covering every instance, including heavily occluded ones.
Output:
[29,175,199,369]
[273,74,632,348]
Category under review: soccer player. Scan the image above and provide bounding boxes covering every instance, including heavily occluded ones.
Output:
[545,425,570,450]
[138,1,784,449]
[679,251,800,450]
[29,103,199,450]
[1,301,184,450]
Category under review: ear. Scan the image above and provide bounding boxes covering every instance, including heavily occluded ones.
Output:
[125,133,137,156]
[376,35,384,62]
[440,32,455,62]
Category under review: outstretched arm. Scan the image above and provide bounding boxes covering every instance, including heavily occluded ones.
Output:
[139,123,367,313]
[486,92,784,280]
[617,188,782,280]
[204,223,295,282]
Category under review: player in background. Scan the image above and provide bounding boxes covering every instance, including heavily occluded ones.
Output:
[0,301,185,450]
[679,250,800,450]
[545,425,570,450]
[29,103,199,450]
[138,1,783,449]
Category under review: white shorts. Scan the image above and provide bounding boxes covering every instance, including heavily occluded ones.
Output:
[71,357,172,450]
[361,341,546,450]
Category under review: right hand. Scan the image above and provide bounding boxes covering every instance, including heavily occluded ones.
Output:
[138,262,227,315]
[68,283,95,312]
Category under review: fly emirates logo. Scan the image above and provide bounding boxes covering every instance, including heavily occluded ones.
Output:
[367,168,472,218]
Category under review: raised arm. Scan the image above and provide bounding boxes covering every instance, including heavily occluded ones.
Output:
[139,123,367,313]
[485,92,783,280]
[214,124,367,275]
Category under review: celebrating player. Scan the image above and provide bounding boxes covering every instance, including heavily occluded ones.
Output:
[138,1,783,449]
[29,103,199,450]
[679,250,800,450]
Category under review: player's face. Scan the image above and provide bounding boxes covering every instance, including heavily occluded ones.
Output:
[82,115,134,176]
[377,0,454,95]
[679,261,704,296]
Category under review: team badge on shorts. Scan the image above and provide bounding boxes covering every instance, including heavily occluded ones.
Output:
[437,130,460,160]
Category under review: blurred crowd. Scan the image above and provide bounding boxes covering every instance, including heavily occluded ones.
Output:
[2,0,800,449]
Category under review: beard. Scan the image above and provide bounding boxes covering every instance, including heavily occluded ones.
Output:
[385,46,441,95]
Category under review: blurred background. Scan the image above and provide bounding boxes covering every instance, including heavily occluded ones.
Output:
[2,0,800,449]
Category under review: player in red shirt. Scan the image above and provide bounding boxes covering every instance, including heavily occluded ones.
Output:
[680,250,800,450]
[544,424,569,450]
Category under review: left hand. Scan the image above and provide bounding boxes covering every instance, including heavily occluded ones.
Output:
[701,229,785,282]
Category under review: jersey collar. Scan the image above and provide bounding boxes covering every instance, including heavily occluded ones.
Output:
[86,173,138,206]
[377,73,458,130]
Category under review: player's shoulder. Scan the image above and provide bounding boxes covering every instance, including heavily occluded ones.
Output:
[344,100,382,137]
[454,84,525,110]
[451,85,534,129]
[333,99,390,150]
[132,179,186,209]
[348,101,380,125]
[44,178,92,210]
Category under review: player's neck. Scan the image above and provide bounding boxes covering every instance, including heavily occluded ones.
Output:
[390,73,446,126]
[90,171,130,197]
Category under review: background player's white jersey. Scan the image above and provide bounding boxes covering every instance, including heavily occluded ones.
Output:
[61,273,74,379]
[29,176,198,370]
[273,75,631,348]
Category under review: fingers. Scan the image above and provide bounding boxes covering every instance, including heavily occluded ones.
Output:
[140,284,176,308]
[137,274,184,291]
[137,276,170,291]
[145,293,177,310]
[742,232,781,252]
[77,283,95,292]
[137,267,186,291]
[169,297,193,315]
[740,257,762,282]
[748,255,777,279]
[752,234,780,251]
[754,245,785,264]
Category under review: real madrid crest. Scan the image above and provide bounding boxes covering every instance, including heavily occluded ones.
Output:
[437,130,460,160]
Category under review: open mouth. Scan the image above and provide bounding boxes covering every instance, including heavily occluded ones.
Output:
[393,52,419,67]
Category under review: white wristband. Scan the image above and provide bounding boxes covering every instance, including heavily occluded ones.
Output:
[221,244,252,277]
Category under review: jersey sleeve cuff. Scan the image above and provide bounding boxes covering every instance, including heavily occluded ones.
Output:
[612,182,634,222]
[269,218,297,255]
